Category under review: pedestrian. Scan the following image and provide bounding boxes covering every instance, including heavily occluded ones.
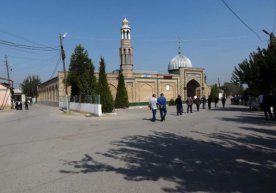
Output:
[186,96,193,113]
[272,90,276,120]
[258,94,264,110]
[208,96,212,109]
[221,96,226,108]
[263,94,273,120]
[16,100,22,110]
[175,95,183,115]
[214,96,219,107]
[194,96,201,112]
[157,93,167,121]
[201,95,206,109]
[148,94,158,122]
[24,101,29,110]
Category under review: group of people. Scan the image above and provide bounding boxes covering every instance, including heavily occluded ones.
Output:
[149,94,227,122]
[15,99,31,110]
[176,95,202,114]
[149,93,167,122]
[175,95,226,114]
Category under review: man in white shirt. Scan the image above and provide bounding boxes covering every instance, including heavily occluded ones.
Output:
[149,94,158,122]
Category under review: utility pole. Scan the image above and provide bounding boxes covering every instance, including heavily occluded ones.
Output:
[59,33,69,112]
[4,55,14,109]
[218,77,221,88]
[59,33,68,95]
[5,55,10,86]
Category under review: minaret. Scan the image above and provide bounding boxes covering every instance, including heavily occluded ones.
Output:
[120,18,133,78]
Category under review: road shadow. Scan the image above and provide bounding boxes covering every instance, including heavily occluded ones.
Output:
[211,105,250,112]
[60,131,276,193]
[240,126,276,137]
[142,118,153,121]
[217,112,276,126]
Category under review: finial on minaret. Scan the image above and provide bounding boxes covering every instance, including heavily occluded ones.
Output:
[121,18,131,40]
[178,37,182,55]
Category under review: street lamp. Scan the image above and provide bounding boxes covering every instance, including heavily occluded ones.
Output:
[262,29,270,36]
[59,33,69,112]
[262,29,275,45]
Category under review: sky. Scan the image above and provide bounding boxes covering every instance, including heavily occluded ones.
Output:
[0,0,275,88]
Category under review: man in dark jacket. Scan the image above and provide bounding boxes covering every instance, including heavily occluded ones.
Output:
[186,96,193,113]
[175,95,183,115]
[157,93,167,121]
[263,94,273,120]
[208,96,212,110]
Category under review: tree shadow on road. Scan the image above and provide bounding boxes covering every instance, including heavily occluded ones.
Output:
[60,130,276,193]
[217,109,276,126]
[240,126,276,137]
[211,105,249,112]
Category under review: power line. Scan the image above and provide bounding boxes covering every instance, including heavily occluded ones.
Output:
[220,0,262,41]
[0,39,58,51]
[0,45,58,55]
[0,28,58,48]
[49,55,61,79]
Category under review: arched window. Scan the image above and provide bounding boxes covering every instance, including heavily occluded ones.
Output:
[128,48,132,64]
[124,48,127,64]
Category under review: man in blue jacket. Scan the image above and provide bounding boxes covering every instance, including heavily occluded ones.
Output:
[157,93,167,121]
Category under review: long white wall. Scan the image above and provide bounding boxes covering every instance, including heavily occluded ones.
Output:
[59,102,102,116]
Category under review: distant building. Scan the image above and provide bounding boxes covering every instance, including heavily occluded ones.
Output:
[38,18,210,105]
[13,88,26,103]
[0,83,12,109]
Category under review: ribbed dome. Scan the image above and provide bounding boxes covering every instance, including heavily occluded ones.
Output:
[168,52,192,71]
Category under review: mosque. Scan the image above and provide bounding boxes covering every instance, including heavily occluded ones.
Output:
[37,18,210,105]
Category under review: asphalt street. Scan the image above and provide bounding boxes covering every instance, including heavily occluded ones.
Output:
[0,103,275,193]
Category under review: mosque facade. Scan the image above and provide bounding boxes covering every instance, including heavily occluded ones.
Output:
[37,18,210,105]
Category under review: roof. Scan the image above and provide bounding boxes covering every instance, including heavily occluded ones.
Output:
[168,52,192,71]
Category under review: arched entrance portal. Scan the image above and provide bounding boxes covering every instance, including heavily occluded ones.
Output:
[187,79,200,98]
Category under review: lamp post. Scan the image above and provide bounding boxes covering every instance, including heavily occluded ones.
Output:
[59,33,69,112]
[262,29,275,45]
[262,29,270,35]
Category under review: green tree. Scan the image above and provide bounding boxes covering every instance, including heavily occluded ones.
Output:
[263,33,276,91]
[98,57,114,113]
[232,33,276,95]
[115,71,129,108]
[231,48,265,95]
[210,84,220,101]
[67,45,97,98]
[221,82,243,97]
[20,75,41,99]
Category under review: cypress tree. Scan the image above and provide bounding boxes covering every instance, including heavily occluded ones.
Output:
[210,84,220,102]
[67,45,97,98]
[98,57,114,113]
[115,71,129,108]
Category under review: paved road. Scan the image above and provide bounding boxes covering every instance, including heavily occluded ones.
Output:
[0,103,275,193]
